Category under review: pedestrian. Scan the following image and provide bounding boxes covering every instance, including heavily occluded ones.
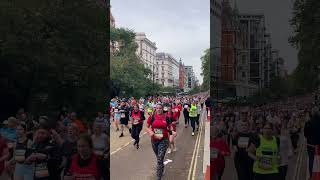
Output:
[130,104,145,149]
[91,124,108,158]
[196,100,202,130]
[113,101,121,131]
[188,100,198,136]
[183,100,190,128]
[277,124,293,180]
[13,124,34,180]
[146,103,171,180]
[247,122,280,180]
[64,134,107,180]
[211,127,230,180]
[118,100,131,138]
[233,109,254,180]
[167,106,177,154]
[304,106,320,179]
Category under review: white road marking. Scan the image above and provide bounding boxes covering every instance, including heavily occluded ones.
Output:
[188,111,205,180]
[110,131,148,156]
[164,159,173,165]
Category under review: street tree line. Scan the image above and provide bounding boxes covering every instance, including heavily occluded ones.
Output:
[0,0,108,120]
[250,0,320,103]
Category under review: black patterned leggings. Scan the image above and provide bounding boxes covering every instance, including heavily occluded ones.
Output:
[151,138,169,180]
[131,124,143,144]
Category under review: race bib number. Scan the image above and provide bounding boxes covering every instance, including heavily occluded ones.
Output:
[74,173,96,180]
[120,113,126,118]
[14,149,26,162]
[211,148,219,159]
[184,105,188,108]
[259,155,273,170]
[154,128,163,139]
[164,107,168,111]
[133,118,140,125]
[94,149,104,156]
[35,163,49,178]
[238,137,249,148]
[114,109,118,113]
[175,109,179,112]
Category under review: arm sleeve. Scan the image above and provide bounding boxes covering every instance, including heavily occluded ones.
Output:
[140,111,146,120]
[146,115,152,126]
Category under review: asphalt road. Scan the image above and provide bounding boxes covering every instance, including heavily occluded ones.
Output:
[110,111,206,180]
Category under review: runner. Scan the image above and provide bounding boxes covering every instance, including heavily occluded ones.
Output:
[247,122,280,180]
[188,100,198,136]
[130,104,145,149]
[65,134,107,180]
[13,124,34,180]
[183,99,190,128]
[211,127,230,180]
[146,103,171,180]
[118,100,131,138]
[167,106,177,154]
[232,109,254,180]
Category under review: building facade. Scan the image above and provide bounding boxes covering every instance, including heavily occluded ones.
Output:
[156,53,179,88]
[178,59,186,91]
[135,33,157,80]
[239,13,266,89]
[184,66,196,91]
[211,0,222,98]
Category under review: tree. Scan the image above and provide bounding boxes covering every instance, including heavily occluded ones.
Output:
[110,27,155,98]
[289,0,320,93]
[0,0,108,120]
[201,49,210,91]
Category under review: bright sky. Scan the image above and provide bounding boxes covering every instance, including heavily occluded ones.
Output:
[111,0,209,84]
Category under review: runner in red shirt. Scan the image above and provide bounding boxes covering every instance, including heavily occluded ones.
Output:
[211,128,230,180]
[146,103,171,180]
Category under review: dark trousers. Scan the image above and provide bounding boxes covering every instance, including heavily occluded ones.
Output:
[151,139,169,180]
[190,117,197,132]
[197,114,200,126]
[279,165,288,180]
[234,155,254,180]
[254,173,279,180]
[290,133,299,150]
[183,111,189,125]
[131,124,143,144]
[308,147,315,177]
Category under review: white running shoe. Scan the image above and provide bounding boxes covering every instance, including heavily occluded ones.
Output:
[192,132,195,136]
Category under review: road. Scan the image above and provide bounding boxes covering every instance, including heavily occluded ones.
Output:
[110,111,207,180]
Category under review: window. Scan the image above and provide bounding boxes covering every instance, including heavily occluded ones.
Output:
[162,73,164,78]
[162,66,164,71]
[162,61,164,64]
[242,72,246,78]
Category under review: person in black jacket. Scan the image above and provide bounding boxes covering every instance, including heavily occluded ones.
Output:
[25,127,62,180]
[119,100,131,138]
[304,106,320,178]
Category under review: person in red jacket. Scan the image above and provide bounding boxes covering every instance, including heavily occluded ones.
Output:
[146,103,171,180]
[130,104,145,149]
[167,106,178,154]
[65,134,107,180]
[211,127,230,180]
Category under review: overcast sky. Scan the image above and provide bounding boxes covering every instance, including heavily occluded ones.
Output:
[234,0,298,73]
[111,0,209,84]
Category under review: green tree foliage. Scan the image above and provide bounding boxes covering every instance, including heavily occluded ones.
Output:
[289,0,320,92]
[0,0,108,120]
[201,49,210,91]
[110,27,159,98]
